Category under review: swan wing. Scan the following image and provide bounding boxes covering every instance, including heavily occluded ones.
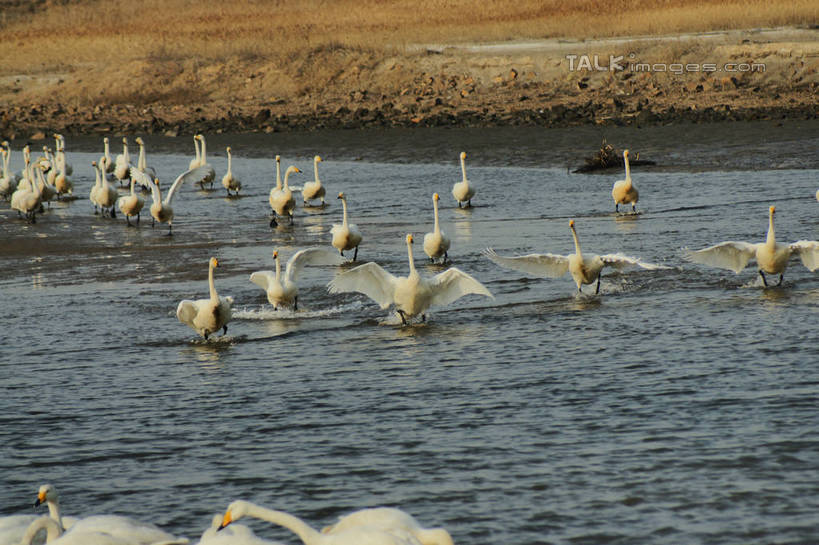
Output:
[790,240,819,271]
[176,300,199,325]
[129,166,153,189]
[483,248,569,278]
[166,165,213,203]
[328,262,397,309]
[249,271,275,291]
[429,267,494,308]
[285,247,346,282]
[685,241,758,273]
[600,253,669,270]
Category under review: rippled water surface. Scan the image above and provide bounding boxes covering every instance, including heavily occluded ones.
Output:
[2,121,818,545]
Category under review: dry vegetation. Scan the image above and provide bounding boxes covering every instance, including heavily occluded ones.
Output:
[0,0,816,134]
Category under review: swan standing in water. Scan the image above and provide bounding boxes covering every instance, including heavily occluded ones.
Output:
[0,147,18,199]
[268,155,283,225]
[330,192,363,260]
[451,151,474,208]
[190,134,216,190]
[218,500,423,545]
[53,134,72,176]
[302,155,326,206]
[134,164,212,235]
[612,149,639,213]
[221,146,242,196]
[177,257,234,339]
[269,165,300,226]
[329,234,493,325]
[95,160,118,218]
[133,137,156,187]
[484,220,665,294]
[11,156,43,223]
[117,178,145,226]
[686,205,819,286]
[53,147,73,200]
[250,248,346,310]
[99,137,115,173]
[423,193,450,264]
[322,508,453,545]
[113,137,132,186]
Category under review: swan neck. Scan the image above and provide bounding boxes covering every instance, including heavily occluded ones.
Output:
[47,499,64,529]
[283,169,291,190]
[138,142,146,169]
[571,226,582,258]
[341,197,349,226]
[407,239,417,275]
[244,504,320,545]
[460,155,467,182]
[433,197,440,233]
[314,162,320,184]
[275,160,281,189]
[275,256,282,280]
[624,154,631,182]
[22,516,63,545]
[227,150,232,173]
[766,210,776,246]
[208,261,218,302]
[199,137,207,161]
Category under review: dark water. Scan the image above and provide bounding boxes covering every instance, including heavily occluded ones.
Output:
[1,121,818,545]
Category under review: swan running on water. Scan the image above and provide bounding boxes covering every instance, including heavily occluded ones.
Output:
[484,219,665,294]
[451,151,474,208]
[611,149,639,213]
[322,508,453,545]
[177,257,234,339]
[328,234,493,325]
[218,500,423,545]
[685,205,819,286]
[133,164,214,235]
[250,248,345,310]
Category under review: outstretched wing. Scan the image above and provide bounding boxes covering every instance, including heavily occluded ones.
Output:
[327,262,397,309]
[685,241,758,273]
[429,267,494,308]
[249,271,274,291]
[286,247,347,282]
[166,165,214,203]
[790,240,819,271]
[483,248,570,278]
[129,166,153,189]
[176,300,198,325]
[600,253,669,271]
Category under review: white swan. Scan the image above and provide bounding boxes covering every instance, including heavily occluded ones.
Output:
[135,164,212,235]
[53,148,73,199]
[250,247,346,310]
[329,234,493,324]
[221,146,242,196]
[189,134,202,170]
[53,134,72,176]
[11,157,43,223]
[113,137,131,185]
[268,155,283,225]
[0,484,79,545]
[117,178,145,226]
[269,165,300,225]
[190,134,216,189]
[95,160,118,218]
[451,151,474,208]
[322,508,453,545]
[423,193,450,263]
[330,192,363,260]
[196,514,283,545]
[99,137,115,173]
[612,149,639,213]
[133,137,156,186]
[19,516,134,545]
[0,146,17,199]
[217,500,422,545]
[302,155,326,205]
[0,514,43,545]
[33,484,79,531]
[177,257,234,339]
[484,219,665,294]
[686,205,819,286]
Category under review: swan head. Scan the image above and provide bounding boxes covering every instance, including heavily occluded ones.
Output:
[569,219,576,230]
[275,155,280,162]
[103,137,109,144]
[460,151,466,160]
[337,192,345,199]
[218,500,251,530]
[623,149,629,158]
[121,137,128,144]
[135,137,144,145]
[91,160,98,167]
[769,205,775,215]
[226,146,232,153]
[407,233,414,244]
[34,484,58,507]
[210,257,219,268]
[273,250,279,260]
[285,166,301,175]
[315,155,322,163]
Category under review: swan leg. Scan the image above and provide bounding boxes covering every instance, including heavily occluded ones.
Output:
[294,297,298,311]
[270,216,278,228]
[595,276,601,294]
[632,203,637,213]
[759,270,768,287]
[777,273,783,286]
[421,314,426,322]
[444,251,448,264]
[222,325,228,335]
[166,223,173,236]
[353,246,359,261]
[111,207,116,219]
[397,310,408,325]
[615,203,620,213]
[467,199,472,208]
[203,331,209,340]
[136,212,140,225]
[126,215,132,227]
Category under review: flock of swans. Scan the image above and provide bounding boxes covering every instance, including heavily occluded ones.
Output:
[0,484,454,545]
[1,135,818,339]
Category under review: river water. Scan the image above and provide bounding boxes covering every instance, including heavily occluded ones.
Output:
[1,120,818,545]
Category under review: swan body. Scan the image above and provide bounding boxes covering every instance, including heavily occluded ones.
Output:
[329,234,493,324]
[0,515,43,545]
[686,206,819,286]
[53,134,72,176]
[268,155,283,222]
[221,146,242,196]
[95,160,119,217]
[117,178,145,226]
[218,500,422,545]
[11,157,43,223]
[612,149,639,213]
[330,192,363,260]
[0,147,18,199]
[322,508,453,545]
[176,257,233,339]
[190,135,216,189]
[484,220,665,294]
[19,516,133,545]
[114,137,132,184]
[451,151,474,208]
[270,165,300,224]
[423,193,450,263]
[250,247,345,310]
[136,164,212,234]
[302,155,326,205]
[99,137,114,173]
[53,149,73,199]
[197,514,282,545]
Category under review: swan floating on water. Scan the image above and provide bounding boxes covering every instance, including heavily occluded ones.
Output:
[685,205,819,286]
[322,507,453,545]
[330,192,363,260]
[612,149,639,213]
[484,219,665,294]
[451,151,474,208]
[328,234,493,325]
[250,247,345,310]
[423,192,450,263]
[177,257,234,339]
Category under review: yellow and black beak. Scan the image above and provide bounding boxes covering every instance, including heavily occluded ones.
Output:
[34,490,46,507]
[217,510,233,531]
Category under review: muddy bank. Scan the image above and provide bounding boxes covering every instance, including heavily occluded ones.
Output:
[1,28,816,139]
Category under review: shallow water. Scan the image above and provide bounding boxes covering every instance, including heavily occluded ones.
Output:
[1,121,818,545]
